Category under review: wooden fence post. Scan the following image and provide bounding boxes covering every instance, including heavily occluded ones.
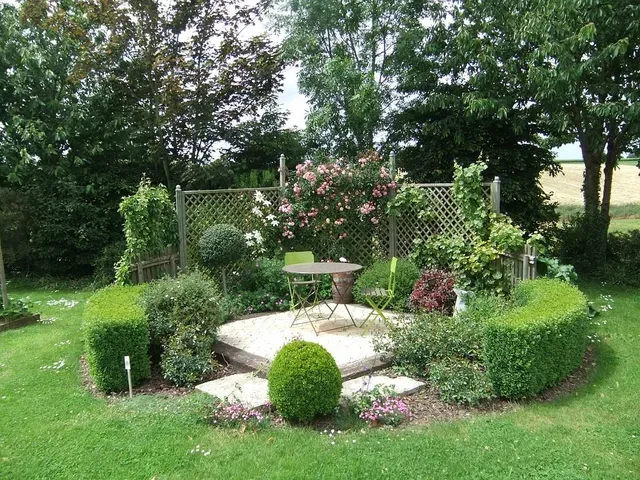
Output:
[175,185,187,271]
[490,176,501,213]
[279,154,286,189]
[388,151,397,258]
[0,235,9,309]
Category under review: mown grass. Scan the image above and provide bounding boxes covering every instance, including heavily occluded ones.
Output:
[0,284,639,479]
[556,203,640,233]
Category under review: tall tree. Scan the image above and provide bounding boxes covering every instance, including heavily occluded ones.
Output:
[274,0,434,156]
[390,6,560,232]
[0,0,286,274]
[442,0,640,260]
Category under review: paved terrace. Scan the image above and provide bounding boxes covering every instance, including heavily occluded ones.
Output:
[215,302,399,380]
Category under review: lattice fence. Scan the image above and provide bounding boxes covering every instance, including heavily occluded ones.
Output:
[176,181,496,271]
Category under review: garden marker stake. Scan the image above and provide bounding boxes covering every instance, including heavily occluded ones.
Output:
[124,356,133,398]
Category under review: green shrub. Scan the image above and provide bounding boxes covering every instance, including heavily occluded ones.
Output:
[556,213,608,277]
[429,358,494,405]
[268,340,342,422]
[83,285,151,392]
[375,295,503,374]
[199,224,247,268]
[374,295,504,405]
[483,278,588,398]
[353,258,420,311]
[605,230,640,287]
[141,271,222,387]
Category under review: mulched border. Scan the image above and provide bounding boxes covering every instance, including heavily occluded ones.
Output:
[0,313,41,333]
[81,345,597,427]
[80,352,250,400]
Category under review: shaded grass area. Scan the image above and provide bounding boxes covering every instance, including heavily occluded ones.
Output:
[0,285,639,479]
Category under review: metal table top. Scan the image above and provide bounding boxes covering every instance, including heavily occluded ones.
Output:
[281,262,363,275]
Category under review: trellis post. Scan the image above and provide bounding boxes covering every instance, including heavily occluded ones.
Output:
[490,176,501,213]
[388,151,398,258]
[0,235,8,309]
[279,154,286,189]
[175,185,187,271]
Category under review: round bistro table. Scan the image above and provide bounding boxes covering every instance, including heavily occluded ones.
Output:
[282,262,363,332]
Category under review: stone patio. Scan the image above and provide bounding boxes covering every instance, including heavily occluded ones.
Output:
[216,302,398,379]
[195,373,425,408]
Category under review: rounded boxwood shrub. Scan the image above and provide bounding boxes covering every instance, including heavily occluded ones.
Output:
[199,224,247,267]
[353,258,420,311]
[268,340,342,422]
[483,278,588,398]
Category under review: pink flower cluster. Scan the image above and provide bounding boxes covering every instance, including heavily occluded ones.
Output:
[207,402,272,428]
[359,397,412,427]
[276,151,396,244]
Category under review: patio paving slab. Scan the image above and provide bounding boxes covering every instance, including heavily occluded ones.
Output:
[341,375,426,399]
[196,373,268,409]
[215,302,397,379]
[195,374,425,409]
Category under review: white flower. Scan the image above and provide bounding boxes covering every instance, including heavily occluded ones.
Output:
[270,220,280,227]
[339,257,347,263]
[251,206,263,218]
[266,214,276,221]
[254,191,265,203]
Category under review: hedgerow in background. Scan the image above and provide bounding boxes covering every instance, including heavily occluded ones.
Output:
[268,340,342,422]
[115,179,177,285]
[604,230,640,287]
[411,162,525,294]
[353,258,420,311]
[141,271,222,387]
[83,285,150,392]
[483,278,588,398]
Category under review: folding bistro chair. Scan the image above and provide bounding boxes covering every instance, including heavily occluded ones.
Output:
[284,251,322,333]
[359,257,397,329]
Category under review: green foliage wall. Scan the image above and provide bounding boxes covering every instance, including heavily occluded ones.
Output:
[483,279,588,398]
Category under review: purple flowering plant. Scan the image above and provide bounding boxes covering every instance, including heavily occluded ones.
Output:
[350,383,411,427]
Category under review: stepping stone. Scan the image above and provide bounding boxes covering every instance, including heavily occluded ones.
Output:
[341,375,425,400]
[196,373,269,409]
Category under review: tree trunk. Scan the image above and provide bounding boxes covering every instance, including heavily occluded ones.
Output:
[582,151,601,217]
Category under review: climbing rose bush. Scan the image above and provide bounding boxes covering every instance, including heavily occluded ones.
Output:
[276,151,396,257]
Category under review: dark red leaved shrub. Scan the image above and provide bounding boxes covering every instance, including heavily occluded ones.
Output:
[409,270,456,314]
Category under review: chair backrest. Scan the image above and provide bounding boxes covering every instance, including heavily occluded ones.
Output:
[284,251,314,266]
[388,257,398,294]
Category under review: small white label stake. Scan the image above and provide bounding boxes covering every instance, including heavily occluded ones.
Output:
[124,356,133,398]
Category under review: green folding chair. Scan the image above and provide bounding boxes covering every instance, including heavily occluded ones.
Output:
[359,257,397,329]
[284,251,321,333]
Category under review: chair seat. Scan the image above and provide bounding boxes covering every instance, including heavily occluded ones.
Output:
[361,287,389,297]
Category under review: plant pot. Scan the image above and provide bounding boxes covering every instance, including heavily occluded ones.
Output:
[332,272,354,304]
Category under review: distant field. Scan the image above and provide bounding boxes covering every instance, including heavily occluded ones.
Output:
[541,163,640,205]
[609,218,640,233]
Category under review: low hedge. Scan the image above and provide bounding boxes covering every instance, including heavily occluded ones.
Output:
[83,285,151,392]
[483,278,588,398]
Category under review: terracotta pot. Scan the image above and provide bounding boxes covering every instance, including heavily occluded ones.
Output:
[332,272,355,304]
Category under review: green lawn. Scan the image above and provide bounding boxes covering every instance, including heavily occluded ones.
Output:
[556,203,640,233]
[1,285,639,479]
